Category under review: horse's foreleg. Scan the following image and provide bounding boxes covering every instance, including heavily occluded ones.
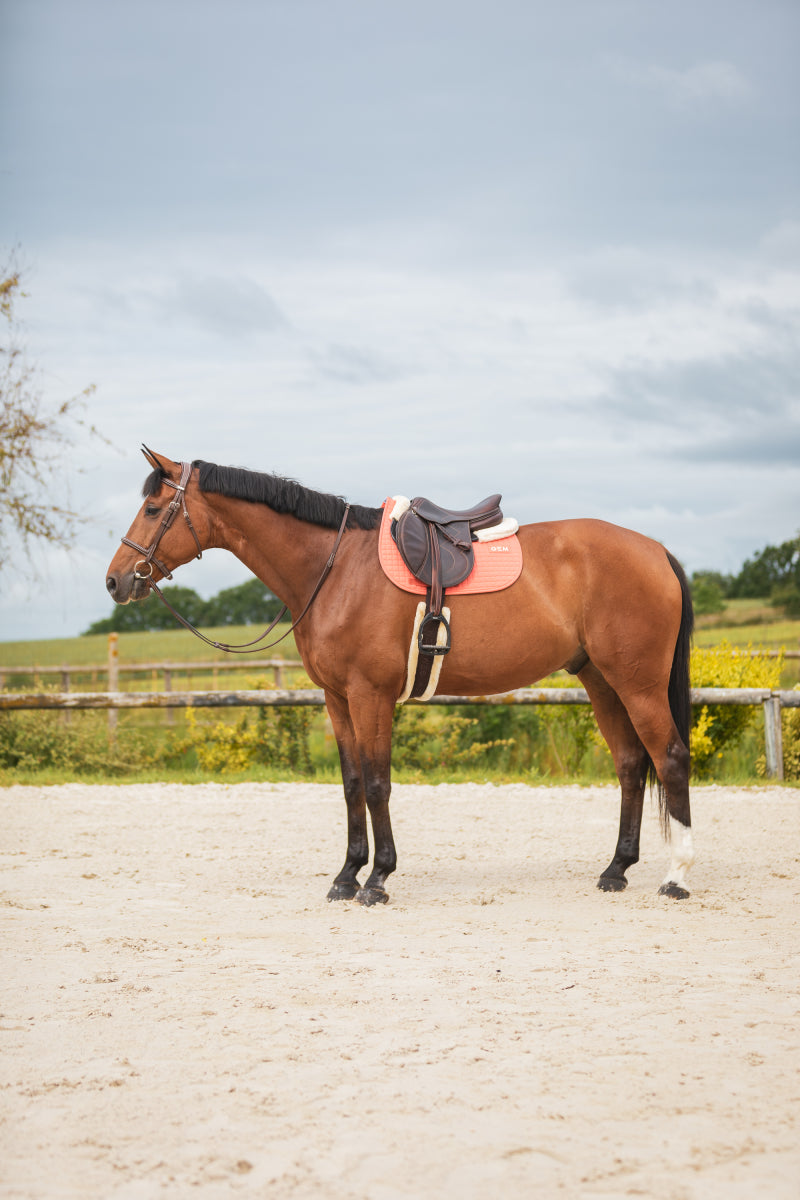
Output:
[579,663,649,893]
[325,691,369,901]
[347,688,397,907]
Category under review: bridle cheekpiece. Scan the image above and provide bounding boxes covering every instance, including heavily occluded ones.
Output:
[121,460,203,581]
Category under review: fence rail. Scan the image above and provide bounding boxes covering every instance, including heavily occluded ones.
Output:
[0,658,299,690]
[0,685,792,780]
[1,652,794,692]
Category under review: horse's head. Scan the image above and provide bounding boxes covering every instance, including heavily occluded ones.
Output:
[106,447,210,604]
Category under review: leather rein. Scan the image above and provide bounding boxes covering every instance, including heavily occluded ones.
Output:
[121,461,350,654]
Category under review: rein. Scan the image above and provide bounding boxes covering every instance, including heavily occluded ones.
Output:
[122,461,351,654]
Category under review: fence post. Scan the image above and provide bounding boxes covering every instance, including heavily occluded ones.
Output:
[61,665,71,726]
[107,633,119,735]
[164,669,174,725]
[763,695,783,781]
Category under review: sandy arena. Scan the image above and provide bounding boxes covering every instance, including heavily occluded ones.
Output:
[1,781,798,1199]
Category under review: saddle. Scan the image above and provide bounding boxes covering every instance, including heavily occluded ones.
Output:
[393,494,504,697]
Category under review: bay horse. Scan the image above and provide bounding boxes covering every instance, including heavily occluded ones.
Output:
[106,449,695,905]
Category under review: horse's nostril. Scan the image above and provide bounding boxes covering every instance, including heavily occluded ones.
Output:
[106,575,117,595]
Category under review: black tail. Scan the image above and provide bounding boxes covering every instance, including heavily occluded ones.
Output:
[648,551,694,831]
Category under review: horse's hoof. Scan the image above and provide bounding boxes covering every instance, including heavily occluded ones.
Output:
[597,875,627,892]
[327,881,360,901]
[356,885,389,907]
[658,882,690,900]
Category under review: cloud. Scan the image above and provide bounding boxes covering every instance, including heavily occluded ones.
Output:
[614,58,754,110]
[759,220,800,266]
[310,343,409,386]
[564,246,717,311]
[603,349,798,432]
[155,274,287,339]
[678,421,800,466]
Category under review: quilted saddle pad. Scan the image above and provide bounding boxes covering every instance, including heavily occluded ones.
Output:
[378,497,523,596]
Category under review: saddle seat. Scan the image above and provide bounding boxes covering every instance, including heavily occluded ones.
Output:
[409,494,503,529]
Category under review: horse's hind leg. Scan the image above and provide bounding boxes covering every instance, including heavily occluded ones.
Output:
[620,693,694,900]
[579,663,649,892]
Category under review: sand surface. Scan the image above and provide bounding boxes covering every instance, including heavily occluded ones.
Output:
[1,781,798,1199]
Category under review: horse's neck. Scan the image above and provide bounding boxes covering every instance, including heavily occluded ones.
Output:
[209,497,334,612]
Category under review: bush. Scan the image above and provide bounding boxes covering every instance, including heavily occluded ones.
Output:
[0,706,155,775]
[690,642,783,777]
[173,704,314,775]
[390,705,516,773]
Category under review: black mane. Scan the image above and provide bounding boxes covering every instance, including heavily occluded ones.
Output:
[142,460,381,530]
[194,461,381,530]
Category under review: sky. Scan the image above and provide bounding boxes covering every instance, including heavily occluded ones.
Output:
[1,0,798,641]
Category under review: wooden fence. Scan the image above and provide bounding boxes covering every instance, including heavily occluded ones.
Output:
[0,657,297,691]
[0,684,793,780]
[2,656,794,695]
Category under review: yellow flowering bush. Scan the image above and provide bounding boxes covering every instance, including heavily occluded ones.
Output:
[176,703,314,775]
[690,641,783,777]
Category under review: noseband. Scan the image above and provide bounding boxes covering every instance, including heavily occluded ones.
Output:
[121,460,203,581]
[118,460,350,653]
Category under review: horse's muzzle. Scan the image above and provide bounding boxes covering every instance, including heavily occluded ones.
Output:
[106,571,149,605]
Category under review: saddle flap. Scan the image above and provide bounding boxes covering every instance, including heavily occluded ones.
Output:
[395,507,475,589]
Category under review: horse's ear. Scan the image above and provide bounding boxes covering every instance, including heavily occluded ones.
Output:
[141,445,171,472]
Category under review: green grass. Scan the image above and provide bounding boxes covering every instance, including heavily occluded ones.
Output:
[0,624,301,669]
[695,598,799,646]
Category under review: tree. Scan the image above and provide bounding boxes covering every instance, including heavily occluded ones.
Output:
[0,259,102,570]
[83,586,209,634]
[202,577,284,626]
[728,537,800,599]
[82,577,283,635]
[690,574,727,616]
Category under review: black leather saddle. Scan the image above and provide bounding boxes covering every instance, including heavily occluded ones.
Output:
[394,494,503,608]
[392,494,503,698]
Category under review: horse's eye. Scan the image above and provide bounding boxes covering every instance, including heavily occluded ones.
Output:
[145,504,160,518]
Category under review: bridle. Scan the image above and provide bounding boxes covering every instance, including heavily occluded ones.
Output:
[122,461,202,582]
[120,460,350,653]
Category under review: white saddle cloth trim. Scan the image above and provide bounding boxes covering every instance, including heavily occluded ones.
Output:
[389,495,518,540]
[397,601,451,704]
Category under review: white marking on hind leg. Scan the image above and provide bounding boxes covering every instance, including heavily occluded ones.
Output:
[661,816,695,890]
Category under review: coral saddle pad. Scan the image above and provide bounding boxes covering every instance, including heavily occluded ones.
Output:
[378,497,523,596]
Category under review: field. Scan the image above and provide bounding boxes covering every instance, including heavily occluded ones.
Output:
[1,598,796,670]
[2,779,798,1199]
